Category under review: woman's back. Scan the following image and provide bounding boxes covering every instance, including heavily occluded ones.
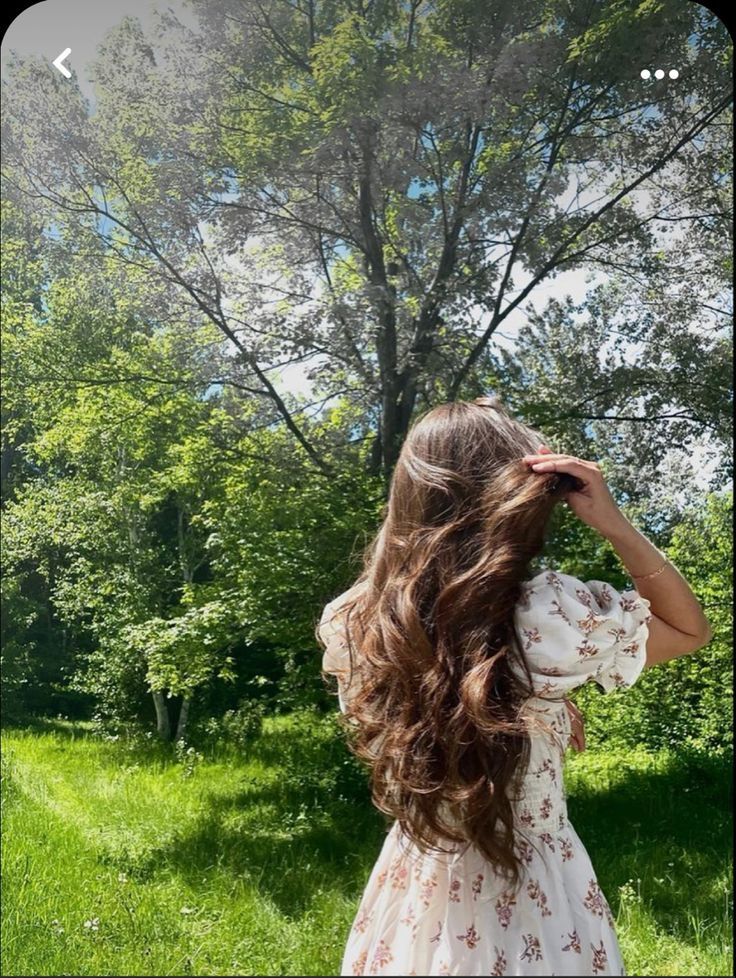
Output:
[316,398,710,976]
[319,569,651,976]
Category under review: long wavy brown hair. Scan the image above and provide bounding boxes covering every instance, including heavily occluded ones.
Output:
[318,396,581,886]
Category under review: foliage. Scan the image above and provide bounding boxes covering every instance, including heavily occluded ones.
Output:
[487,288,732,527]
[0,2,731,752]
[192,698,266,750]
[571,492,733,754]
[2,1,731,475]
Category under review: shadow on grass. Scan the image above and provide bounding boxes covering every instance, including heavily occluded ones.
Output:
[3,707,355,767]
[6,720,189,776]
[2,716,95,737]
[112,777,385,917]
[9,716,730,933]
[97,712,389,915]
[123,745,731,927]
[568,752,732,935]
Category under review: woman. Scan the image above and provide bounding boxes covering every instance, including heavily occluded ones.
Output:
[317,397,712,977]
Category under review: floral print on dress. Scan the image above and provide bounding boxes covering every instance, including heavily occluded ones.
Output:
[577,610,605,634]
[522,626,543,650]
[351,950,367,975]
[595,582,614,611]
[583,879,615,925]
[526,879,552,917]
[419,873,438,908]
[519,807,536,830]
[491,946,508,975]
[456,923,481,949]
[546,572,563,591]
[575,638,599,659]
[400,903,416,928]
[520,933,543,962]
[389,856,409,890]
[495,891,517,930]
[331,570,649,977]
[471,873,484,900]
[516,837,535,865]
[515,570,650,697]
[353,908,374,933]
[368,940,393,974]
[539,831,555,853]
[532,758,557,783]
[575,586,594,608]
[591,940,609,974]
[549,599,573,625]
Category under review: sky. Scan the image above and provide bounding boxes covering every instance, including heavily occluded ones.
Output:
[1,0,181,101]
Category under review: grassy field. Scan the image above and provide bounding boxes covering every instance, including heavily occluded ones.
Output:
[1,713,732,977]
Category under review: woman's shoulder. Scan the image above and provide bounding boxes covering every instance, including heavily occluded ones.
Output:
[318,579,368,641]
[321,579,368,618]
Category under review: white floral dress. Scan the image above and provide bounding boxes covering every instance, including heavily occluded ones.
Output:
[319,570,652,977]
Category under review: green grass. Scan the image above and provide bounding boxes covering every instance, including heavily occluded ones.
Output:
[1,714,732,976]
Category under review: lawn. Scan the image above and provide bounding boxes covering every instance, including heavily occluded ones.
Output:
[1,713,732,976]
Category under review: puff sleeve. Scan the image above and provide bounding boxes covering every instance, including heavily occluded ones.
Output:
[513,569,652,697]
[317,596,356,714]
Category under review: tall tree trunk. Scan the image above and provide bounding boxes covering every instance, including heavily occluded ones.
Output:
[368,425,383,477]
[152,690,170,740]
[0,428,20,506]
[176,696,191,743]
[177,505,194,584]
[174,506,194,745]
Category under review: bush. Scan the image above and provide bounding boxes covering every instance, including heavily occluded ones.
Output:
[193,697,266,749]
[573,492,733,755]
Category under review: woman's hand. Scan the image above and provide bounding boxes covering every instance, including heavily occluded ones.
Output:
[564,698,586,753]
[522,446,628,539]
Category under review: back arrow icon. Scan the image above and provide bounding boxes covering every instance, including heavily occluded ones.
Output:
[53,48,72,78]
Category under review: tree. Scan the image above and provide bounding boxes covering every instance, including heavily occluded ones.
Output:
[485,280,732,531]
[2,0,731,481]
[0,245,227,735]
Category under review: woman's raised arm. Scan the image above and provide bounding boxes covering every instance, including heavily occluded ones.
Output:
[523,450,713,669]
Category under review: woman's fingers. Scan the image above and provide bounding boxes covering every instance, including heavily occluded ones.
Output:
[522,452,596,467]
[523,451,623,535]
[570,720,586,752]
[522,453,600,482]
[564,699,586,752]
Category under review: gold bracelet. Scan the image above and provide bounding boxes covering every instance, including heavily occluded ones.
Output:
[631,558,670,581]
